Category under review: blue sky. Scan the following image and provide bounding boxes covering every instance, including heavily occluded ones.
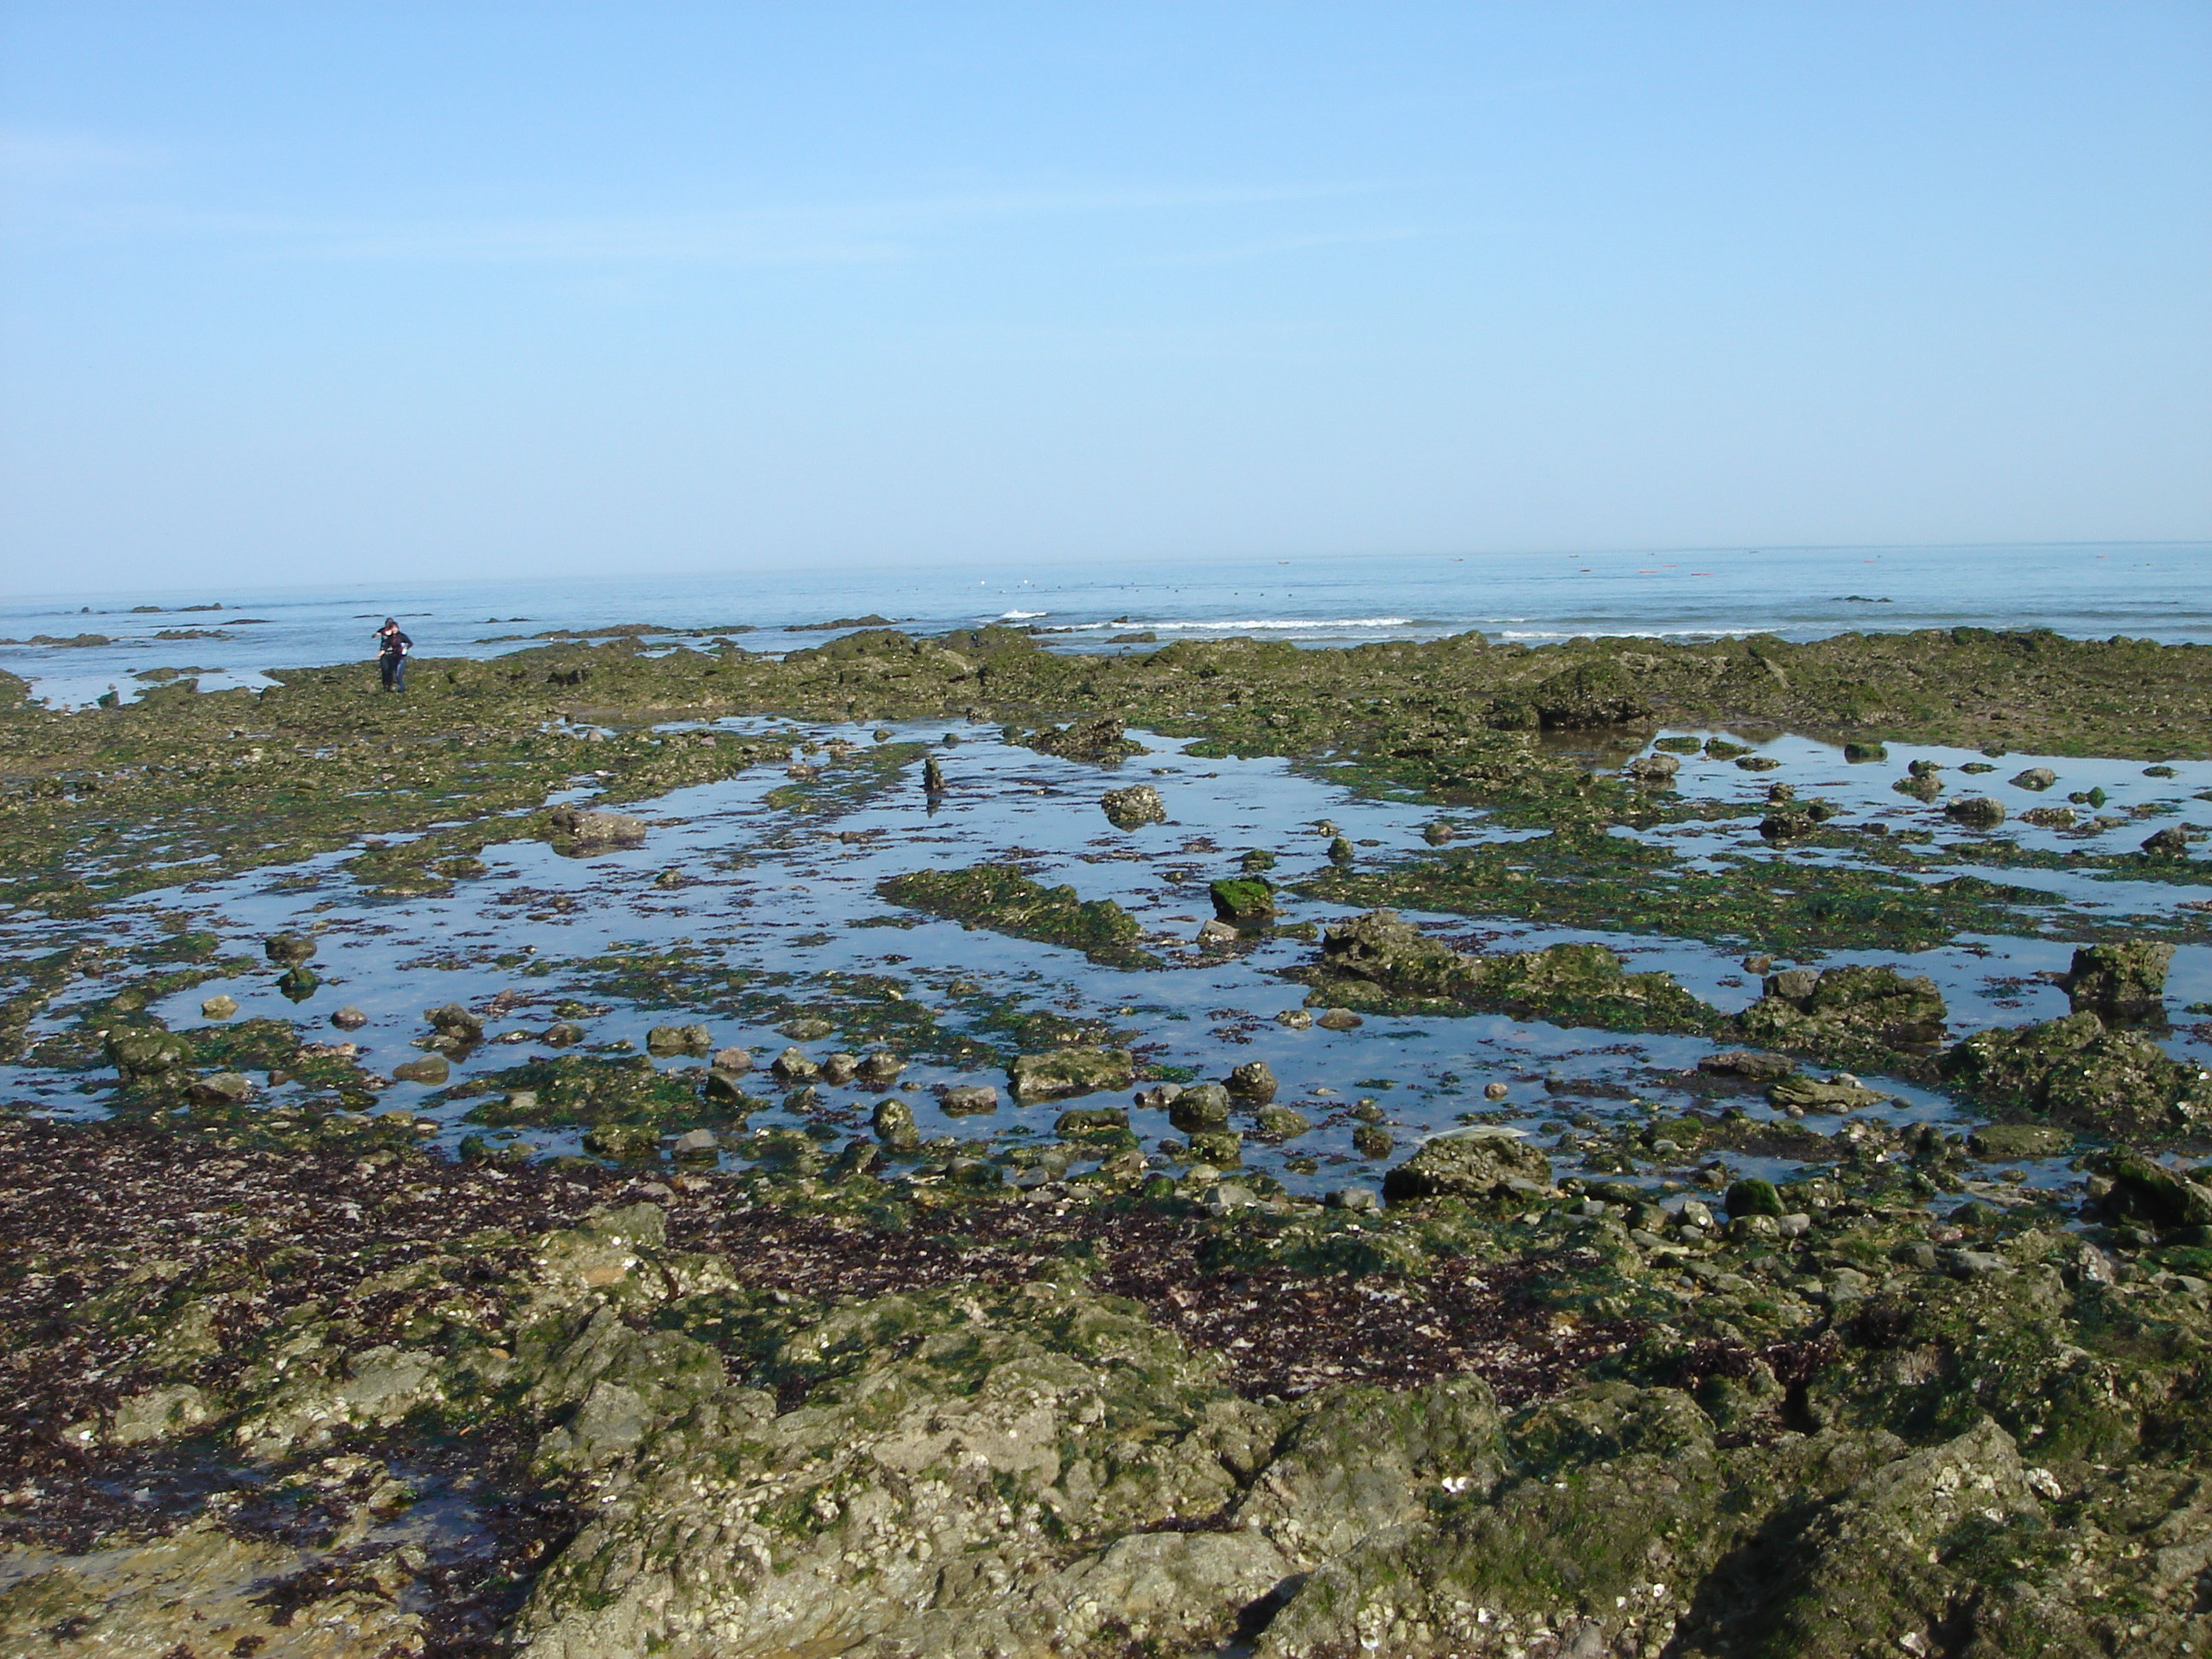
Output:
[3,2,2206,591]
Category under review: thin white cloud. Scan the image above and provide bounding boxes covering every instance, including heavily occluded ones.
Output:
[7,175,1409,268]
[1136,224,1433,266]
[0,129,170,189]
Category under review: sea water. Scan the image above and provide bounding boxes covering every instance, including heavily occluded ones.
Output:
[4,541,2207,707]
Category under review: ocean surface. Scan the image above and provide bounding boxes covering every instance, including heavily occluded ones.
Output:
[4,541,2206,707]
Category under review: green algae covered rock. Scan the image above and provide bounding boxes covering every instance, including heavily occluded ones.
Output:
[513,1280,1281,1659]
[1526,658,1655,729]
[1941,1010,2212,1135]
[2058,940,2174,1021]
[1726,1177,1784,1217]
[1966,1122,2074,1160]
[1381,1127,1551,1203]
[1209,874,1277,923]
[1009,1045,1135,1101]
[878,862,1150,963]
[1314,910,1719,1035]
[1738,962,1947,1065]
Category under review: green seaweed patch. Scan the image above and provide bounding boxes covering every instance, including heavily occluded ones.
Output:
[876,863,1158,968]
[461,1052,743,1130]
[1304,829,2116,955]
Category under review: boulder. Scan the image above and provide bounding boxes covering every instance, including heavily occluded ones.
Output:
[2092,1148,2212,1232]
[1966,1123,2073,1160]
[2059,942,2173,1021]
[1381,1128,1551,1203]
[1017,713,1146,761]
[1527,660,1653,728]
[106,1027,188,1079]
[1101,783,1167,828]
[1726,1178,1784,1217]
[263,931,316,966]
[2142,825,2193,859]
[645,1023,713,1057]
[1767,1074,1889,1113]
[187,1071,256,1105]
[710,1045,753,1074]
[200,992,238,1021]
[1625,753,1679,785]
[424,1002,486,1044]
[771,1046,820,1083]
[545,805,648,849]
[1738,963,1947,1057]
[1941,1011,2212,1135]
[2010,766,2058,790]
[871,1098,920,1151]
[1943,795,2006,828]
[1697,1050,1797,1081]
[1010,1047,1135,1101]
[1208,876,1277,923]
[1225,1060,1278,1103]
[1168,1084,1233,1132]
[940,1084,998,1116]
[1186,1129,1243,1166]
[1057,1106,1131,1137]
[1252,1105,1313,1139]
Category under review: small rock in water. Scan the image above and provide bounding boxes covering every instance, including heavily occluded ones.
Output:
[780,1017,835,1040]
[771,1046,821,1083]
[672,1128,720,1158]
[1168,1084,1232,1132]
[1100,783,1167,828]
[653,868,686,889]
[1275,1008,1313,1029]
[187,1071,256,1105]
[200,993,238,1020]
[1353,1124,1395,1159]
[856,1051,905,1085]
[819,1052,859,1086]
[2143,825,2192,859]
[2011,766,2058,790]
[1325,1185,1382,1212]
[545,804,647,848]
[1423,820,1456,844]
[390,1056,450,1086]
[263,931,316,966]
[1225,1060,1278,1103]
[871,1098,920,1151]
[1196,918,1239,945]
[939,1083,998,1115]
[711,1046,753,1074]
[1944,795,2006,828]
[330,1005,369,1030]
[1483,1080,1510,1100]
[424,1003,485,1044]
[646,1024,713,1057]
[1316,1007,1364,1030]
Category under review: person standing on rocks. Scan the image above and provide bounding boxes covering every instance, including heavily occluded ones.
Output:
[375,619,412,693]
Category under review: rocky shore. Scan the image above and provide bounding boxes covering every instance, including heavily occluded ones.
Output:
[3,622,2210,1655]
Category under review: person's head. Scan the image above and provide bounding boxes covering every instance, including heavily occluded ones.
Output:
[381,618,397,632]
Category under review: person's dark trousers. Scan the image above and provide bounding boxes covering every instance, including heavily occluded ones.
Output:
[380,656,405,692]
